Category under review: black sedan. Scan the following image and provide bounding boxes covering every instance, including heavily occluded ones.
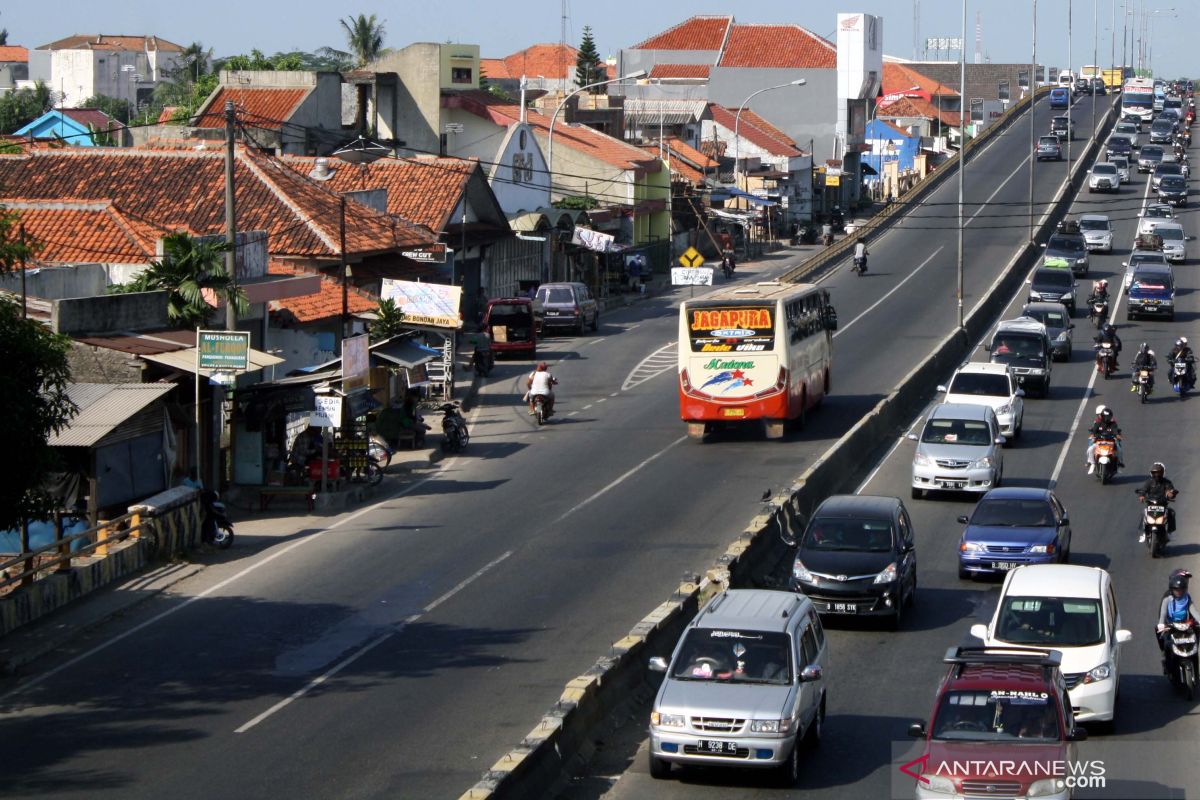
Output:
[1158,175,1189,207]
[790,495,917,630]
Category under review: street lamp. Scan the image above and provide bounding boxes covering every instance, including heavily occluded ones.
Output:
[546,69,647,186]
[734,79,807,190]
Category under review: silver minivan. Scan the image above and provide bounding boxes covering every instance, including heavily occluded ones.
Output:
[648,589,828,785]
[909,403,1005,499]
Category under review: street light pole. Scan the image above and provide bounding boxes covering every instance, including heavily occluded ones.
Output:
[956,0,966,330]
[735,79,807,192]
[547,69,647,190]
[1067,0,1072,167]
[1093,0,1099,135]
[1030,0,1038,243]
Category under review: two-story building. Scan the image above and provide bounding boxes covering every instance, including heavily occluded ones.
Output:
[27,34,184,110]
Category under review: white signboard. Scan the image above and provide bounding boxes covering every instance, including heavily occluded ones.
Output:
[571,226,616,253]
[314,394,343,427]
[380,278,463,329]
[672,267,714,286]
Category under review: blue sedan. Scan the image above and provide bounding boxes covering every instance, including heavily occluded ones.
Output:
[957,488,1072,579]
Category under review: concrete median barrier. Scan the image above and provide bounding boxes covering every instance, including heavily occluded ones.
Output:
[458,95,1119,800]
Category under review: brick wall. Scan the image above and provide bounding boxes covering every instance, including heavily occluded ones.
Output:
[911,62,1043,105]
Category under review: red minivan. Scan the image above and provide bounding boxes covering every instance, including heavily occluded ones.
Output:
[482,297,537,358]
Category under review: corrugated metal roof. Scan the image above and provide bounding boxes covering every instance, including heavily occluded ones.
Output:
[49,383,176,447]
[622,99,708,124]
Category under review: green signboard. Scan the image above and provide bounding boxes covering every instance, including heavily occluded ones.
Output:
[198,330,250,371]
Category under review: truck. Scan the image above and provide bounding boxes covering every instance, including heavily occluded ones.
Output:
[1101,67,1127,91]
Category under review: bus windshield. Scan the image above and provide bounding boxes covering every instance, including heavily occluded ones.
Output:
[1123,93,1153,109]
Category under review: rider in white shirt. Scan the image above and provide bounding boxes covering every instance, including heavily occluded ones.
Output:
[527,361,557,416]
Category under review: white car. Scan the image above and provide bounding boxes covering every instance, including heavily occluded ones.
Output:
[938,362,1024,441]
[1109,155,1131,183]
[1155,222,1188,263]
[1087,163,1121,192]
[1079,214,1114,253]
[1137,203,1176,236]
[971,564,1131,723]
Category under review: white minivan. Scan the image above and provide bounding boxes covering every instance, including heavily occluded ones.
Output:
[970,564,1131,724]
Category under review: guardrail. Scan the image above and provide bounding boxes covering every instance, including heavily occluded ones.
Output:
[0,511,155,594]
[456,91,1119,800]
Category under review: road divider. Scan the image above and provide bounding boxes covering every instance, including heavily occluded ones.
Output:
[456,94,1118,800]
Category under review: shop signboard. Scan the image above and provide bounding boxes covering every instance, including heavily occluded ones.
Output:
[342,333,370,393]
[198,330,250,371]
[380,279,463,329]
[314,394,343,427]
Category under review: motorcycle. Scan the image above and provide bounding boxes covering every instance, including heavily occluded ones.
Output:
[822,232,835,247]
[798,225,818,245]
[1170,356,1195,399]
[1138,490,1171,558]
[1092,437,1120,484]
[1136,367,1155,403]
[532,393,552,425]
[200,490,234,550]
[439,402,470,452]
[721,253,735,280]
[1089,298,1109,328]
[1094,342,1117,379]
[1163,620,1199,700]
[851,253,868,276]
[472,342,495,378]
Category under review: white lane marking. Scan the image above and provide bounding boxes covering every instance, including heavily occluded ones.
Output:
[0,404,487,702]
[856,413,927,493]
[628,324,641,331]
[568,411,579,416]
[621,342,678,391]
[967,154,1031,225]
[234,550,512,734]
[833,247,945,338]
[583,404,594,410]
[553,436,689,524]
[597,397,607,403]
[610,392,619,397]
[1048,173,1152,486]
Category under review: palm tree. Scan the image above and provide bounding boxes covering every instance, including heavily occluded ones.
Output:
[340,14,386,67]
[180,42,213,83]
[113,233,247,327]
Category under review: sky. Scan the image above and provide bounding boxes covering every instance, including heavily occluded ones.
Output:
[3,1,1196,79]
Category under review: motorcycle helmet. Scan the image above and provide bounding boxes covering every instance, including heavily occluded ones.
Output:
[1104,323,1116,335]
[1149,349,1156,357]
[1140,341,1150,354]
[1151,462,1166,477]
[1094,404,1106,416]
[1097,279,1108,290]
[1182,337,1189,347]
[1100,408,1114,422]
[1177,339,1185,348]
[1170,572,1190,593]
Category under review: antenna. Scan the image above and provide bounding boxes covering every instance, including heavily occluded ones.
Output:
[913,0,921,60]
[974,10,982,65]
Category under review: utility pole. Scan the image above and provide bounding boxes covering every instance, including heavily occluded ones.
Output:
[956,0,966,330]
[18,223,27,319]
[1122,0,1129,78]
[1030,0,1038,243]
[340,196,349,341]
[1093,0,1098,135]
[223,100,238,332]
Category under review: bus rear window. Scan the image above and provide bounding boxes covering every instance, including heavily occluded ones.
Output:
[687,304,776,353]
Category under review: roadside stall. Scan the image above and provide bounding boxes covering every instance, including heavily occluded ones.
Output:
[380,279,464,402]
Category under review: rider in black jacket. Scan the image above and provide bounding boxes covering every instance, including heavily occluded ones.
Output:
[1138,462,1178,542]
[1132,342,1157,392]
[1168,337,1196,388]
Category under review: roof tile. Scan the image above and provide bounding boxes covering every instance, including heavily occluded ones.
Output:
[708,104,803,158]
[718,24,835,69]
[498,43,608,81]
[632,15,733,51]
[267,261,378,323]
[0,46,29,62]
[876,95,961,128]
[59,108,117,130]
[193,87,311,130]
[883,63,960,97]
[37,34,184,52]
[648,63,712,80]
[1,200,169,265]
[480,58,514,80]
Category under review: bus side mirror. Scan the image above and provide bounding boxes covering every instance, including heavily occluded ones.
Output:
[824,307,838,331]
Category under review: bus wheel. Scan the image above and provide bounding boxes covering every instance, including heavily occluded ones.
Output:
[764,419,786,439]
[687,422,707,440]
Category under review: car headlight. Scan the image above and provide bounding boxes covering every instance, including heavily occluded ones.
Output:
[792,560,814,583]
[960,540,986,553]
[996,403,1012,415]
[1028,779,1063,798]
[1028,544,1056,554]
[921,774,957,794]
[914,452,933,467]
[749,718,793,733]
[651,711,686,727]
[1062,291,1075,301]
[972,456,995,469]
[1084,662,1113,684]
[1057,332,1070,341]
[873,562,898,584]
[1029,290,1043,300]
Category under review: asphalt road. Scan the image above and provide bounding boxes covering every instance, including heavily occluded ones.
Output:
[580,103,1200,800]
[0,94,1116,800]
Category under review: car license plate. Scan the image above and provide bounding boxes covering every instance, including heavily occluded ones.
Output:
[828,602,858,614]
[940,480,966,489]
[721,408,746,418]
[697,740,738,754]
[990,561,1019,571]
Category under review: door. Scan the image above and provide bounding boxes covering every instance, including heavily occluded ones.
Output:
[898,511,916,601]
[798,619,823,728]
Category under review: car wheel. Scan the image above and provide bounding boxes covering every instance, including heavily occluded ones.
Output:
[775,740,800,787]
[575,317,586,336]
[590,312,600,332]
[648,751,672,780]
[805,694,825,748]
[911,487,923,500]
[1014,414,1023,439]
[907,573,917,607]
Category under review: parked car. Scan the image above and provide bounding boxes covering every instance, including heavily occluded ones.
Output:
[1158,174,1189,207]
[1021,302,1074,361]
[789,495,917,629]
[938,362,1025,440]
[1037,135,1064,161]
[534,281,599,335]
[647,589,828,784]
[956,487,1072,579]
[1087,162,1121,192]
[1126,263,1176,321]
[970,565,1131,724]
[909,403,1004,499]
[481,297,537,358]
[1078,214,1114,253]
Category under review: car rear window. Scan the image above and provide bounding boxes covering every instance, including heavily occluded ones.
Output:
[1094,164,1117,174]
[1132,275,1170,291]
[539,287,575,304]
[949,373,1010,397]
[1048,236,1085,253]
[1027,308,1067,328]
[1142,146,1164,158]
[932,691,1060,742]
[1161,177,1187,189]
[995,596,1104,647]
[991,335,1045,359]
[1158,228,1184,241]
[921,419,992,446]
[670,628,793,685]
[803,518,894,552]
[1079,218,1109,231]
[488,303,527,316]
[1035,269,1073,287]
[1039,137,1059,146]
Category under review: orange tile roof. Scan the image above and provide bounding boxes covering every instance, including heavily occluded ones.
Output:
[157,106,179,124]
[663,138,719,168]
[0,46,29,62]
[492,43,610,82]
[633,15,733,51]
[737,110,796,147]
[884,63,959,97]
[641,140,718,185]
[876,96,961,128]
[447,91,662,173]
[38,34,184,52]
[1,200,170,265]
[267,261,378,324]
[708,104,802,158]
[875,119,914,138]
[282,155,477,233]
[0,146,435,260]
[648,63,712,80]
[480,58,514,80]
[718,24,835,69]
[192,87,311,130]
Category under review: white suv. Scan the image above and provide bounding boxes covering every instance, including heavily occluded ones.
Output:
[938,362,1025,441]
[970,564,1131,724]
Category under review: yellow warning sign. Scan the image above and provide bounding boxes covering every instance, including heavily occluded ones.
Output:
[678,246,705,267]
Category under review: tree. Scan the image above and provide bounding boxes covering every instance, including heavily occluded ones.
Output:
[369,297,406,342]
[340,14,386,67]
[0,207,76,531]
[111,233,247,327]
[0,29,7,46]
[575,26,606,93]
[80,94,131,125]
[0,81,52,135]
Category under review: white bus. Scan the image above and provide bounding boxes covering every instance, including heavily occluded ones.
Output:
[1122,77,1155,121]
[678,281,836,439]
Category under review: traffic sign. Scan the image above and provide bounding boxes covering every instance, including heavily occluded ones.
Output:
[678,246,705,268]
[671,267,713,286]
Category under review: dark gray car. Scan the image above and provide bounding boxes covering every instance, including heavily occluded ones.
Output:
[1043,232,1089,277]
[1022,302,1074,361]
[534,281,599,335]
[1027,266,1078,315]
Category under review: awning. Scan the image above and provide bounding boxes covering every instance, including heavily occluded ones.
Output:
[371,338,440,368]
[508,212,551,232]
[48,383,176,447]
[712,188,778,207]
[140,345,284,374]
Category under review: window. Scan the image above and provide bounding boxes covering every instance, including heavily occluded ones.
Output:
[799,625,818,668]
[808,610,825,648]
[898,513,913,548]
[451,67,473,84]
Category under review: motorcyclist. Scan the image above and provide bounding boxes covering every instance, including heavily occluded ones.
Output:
[1093,323,1122,368]
[1131,342,1157,393]
[1168,337,1196,389]
[1137,462,1178,543]
[852,238,869,273]
[1084,405,1123,473]
[1087,278,1109,308]
[526,361,558,417]
[1157,570,1200,674]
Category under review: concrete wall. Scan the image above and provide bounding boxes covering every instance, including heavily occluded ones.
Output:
[0,263,109,299]
[485,123,552,215]
[45,47,178,109]
[618,48,721,78]
[709,68,837,161]
[52,290,171,336]
[372,44,446,156]
[68,340,146,383]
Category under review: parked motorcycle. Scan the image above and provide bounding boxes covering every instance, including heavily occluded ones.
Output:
[1136,367,1155,403]
[1163,620,1199,699]
[1138,489,1172,558]
[1094,342,1117,379]
[439,402,470,452]
[1170,356,1195,399]
[1092,437,1120,484]
[200,490,234,550]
